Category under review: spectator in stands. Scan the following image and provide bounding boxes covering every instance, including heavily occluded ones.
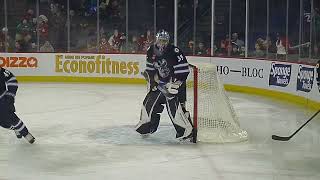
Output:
[14,41,23,52]
[219,34,231,56]
[137,29,153,53]
[231,33,245,56]
[185,40,194,55]
[99,0,108,10]
[0,27,11,52]
[15,33,23,43]
[275,33,287,60]
[196,42,208,56]
[254,36,271,58]
[142,30,154,52]
[206,45,218,56]
[40,41,54,52]
[20,34,33,52]
[24,9,36,26]
[16,19,32,37]
[106,0,121,21]
[263,36,272,52]
[137,34,145,52]
[38,15,49,41]
[255,38,265,57]
[126,35,139,53]
[99,36,109,53]
[108,29,126,53]
[49,2,58,15]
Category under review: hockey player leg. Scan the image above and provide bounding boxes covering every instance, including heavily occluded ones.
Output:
[180,103,197,143]
[10,113,35,144]
[136,105,162,135]
[180,102,195,129]
[136,90,165,135]
[0,111,35,143]
[0,111,21,138]
[165,97,193,140]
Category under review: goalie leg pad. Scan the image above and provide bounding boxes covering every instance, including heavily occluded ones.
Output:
[142,70,159,92]
[136,90,165,134]
[165,97,193,139]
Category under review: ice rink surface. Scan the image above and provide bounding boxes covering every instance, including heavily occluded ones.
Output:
[0,83,320,180]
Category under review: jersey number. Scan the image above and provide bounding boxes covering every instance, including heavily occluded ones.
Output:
[177,55,184,62]
[3,70,10,77]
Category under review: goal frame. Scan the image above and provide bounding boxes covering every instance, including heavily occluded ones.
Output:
[187,63,248,143]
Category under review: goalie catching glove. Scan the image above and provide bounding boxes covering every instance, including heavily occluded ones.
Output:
[158,78,182,98]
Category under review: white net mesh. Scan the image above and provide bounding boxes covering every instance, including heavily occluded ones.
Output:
[186,63,248,143]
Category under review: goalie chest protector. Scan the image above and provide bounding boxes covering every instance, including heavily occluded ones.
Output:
[146,44,189,84]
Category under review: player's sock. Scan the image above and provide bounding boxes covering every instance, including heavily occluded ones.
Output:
[14,130,22,139]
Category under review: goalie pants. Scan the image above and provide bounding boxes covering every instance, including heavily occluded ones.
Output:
[136,89,193,139]
[0,101,30,137]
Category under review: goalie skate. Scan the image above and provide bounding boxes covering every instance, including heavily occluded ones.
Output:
[177,130,196,144]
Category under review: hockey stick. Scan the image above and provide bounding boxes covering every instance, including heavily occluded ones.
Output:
[272,109,320,141]
[289,42,310,49]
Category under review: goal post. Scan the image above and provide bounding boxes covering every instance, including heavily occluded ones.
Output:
[187,63,248,143]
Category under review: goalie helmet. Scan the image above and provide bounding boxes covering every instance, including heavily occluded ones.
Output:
[155,29,170,53]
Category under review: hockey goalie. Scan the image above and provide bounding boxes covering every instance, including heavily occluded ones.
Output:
[135,29,194,141]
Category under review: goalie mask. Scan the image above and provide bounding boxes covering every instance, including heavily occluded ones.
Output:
[155,30,170,54]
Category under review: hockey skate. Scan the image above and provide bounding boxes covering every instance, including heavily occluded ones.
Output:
[178,130,195,143]
[24,133,35,144]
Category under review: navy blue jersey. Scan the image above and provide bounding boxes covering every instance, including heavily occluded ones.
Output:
[145,44,190,84]
[0,68,18,100]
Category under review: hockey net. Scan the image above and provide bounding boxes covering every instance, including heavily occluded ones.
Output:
[186,63,248,143]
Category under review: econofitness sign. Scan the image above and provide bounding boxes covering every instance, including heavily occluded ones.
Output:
[1,53,319,105]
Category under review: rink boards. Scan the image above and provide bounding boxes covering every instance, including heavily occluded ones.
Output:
[0,53,319,109]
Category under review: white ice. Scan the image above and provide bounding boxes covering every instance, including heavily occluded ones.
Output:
[0,83,320,180]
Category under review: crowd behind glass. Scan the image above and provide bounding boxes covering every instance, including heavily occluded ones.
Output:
[0,0,319,63]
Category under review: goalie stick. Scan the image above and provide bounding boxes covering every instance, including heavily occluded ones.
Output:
[272,109,320,141]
